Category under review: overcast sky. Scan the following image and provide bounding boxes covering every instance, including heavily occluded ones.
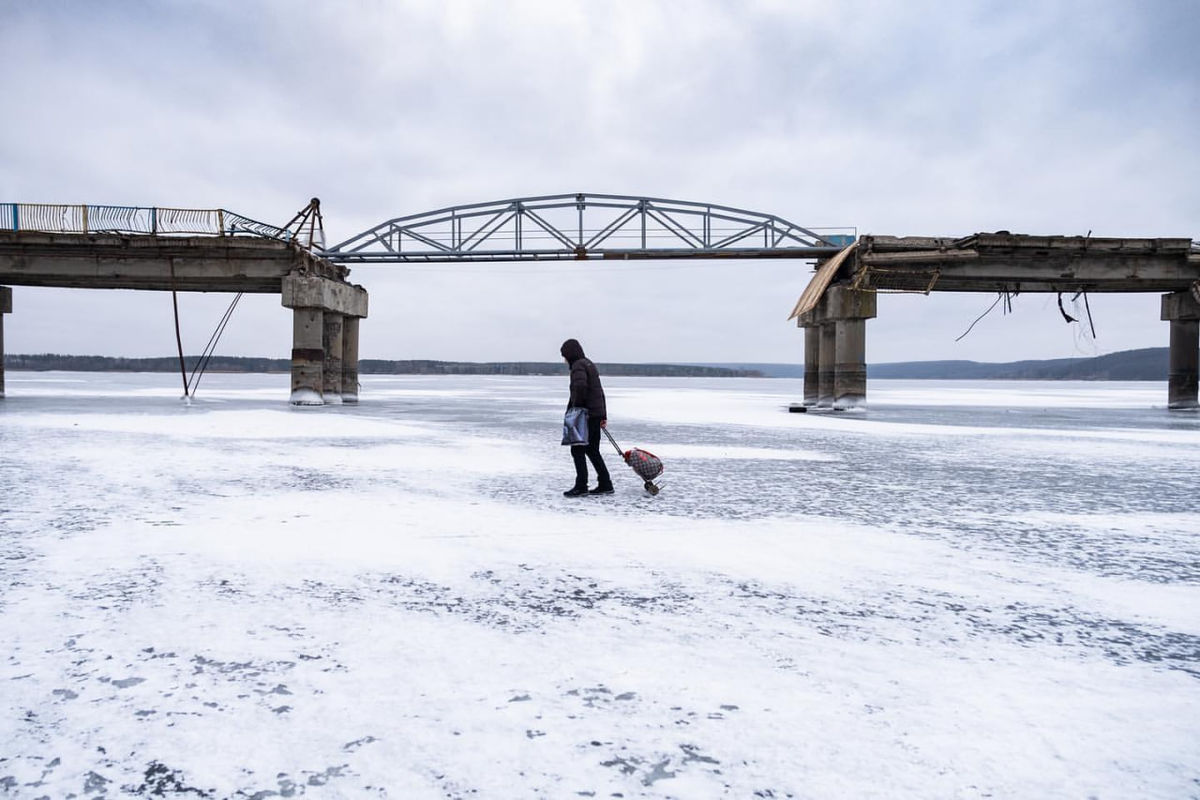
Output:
[2,0,1197,364]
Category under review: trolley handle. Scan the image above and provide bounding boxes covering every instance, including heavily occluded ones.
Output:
[601,427,627,459]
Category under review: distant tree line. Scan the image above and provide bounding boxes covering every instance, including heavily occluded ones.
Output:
[4,354,761,378]
[5,354,289,373]
[357,360,762,377]
[4,348,1175,379]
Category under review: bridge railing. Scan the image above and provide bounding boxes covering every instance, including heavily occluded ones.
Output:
[0,203,292,241]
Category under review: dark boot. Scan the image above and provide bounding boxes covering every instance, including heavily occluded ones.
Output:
[588,484,614,495]
[563,486,588,497]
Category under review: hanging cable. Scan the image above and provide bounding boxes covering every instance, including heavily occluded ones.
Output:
[1082,291,1096,338]
[168,260,189,399]
[955,292,1004,342]
[185,292,244,397]
[1057,292,1077,323]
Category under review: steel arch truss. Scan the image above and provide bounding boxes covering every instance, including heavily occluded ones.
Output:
[322,193,853,263]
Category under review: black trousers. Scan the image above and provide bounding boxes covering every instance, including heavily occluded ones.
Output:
[571,417,612,489]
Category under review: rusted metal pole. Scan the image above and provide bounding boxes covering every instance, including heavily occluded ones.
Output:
[168,260,188,398]
[171,290,188,398]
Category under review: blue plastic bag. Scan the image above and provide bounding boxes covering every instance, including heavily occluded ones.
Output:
[562,407,589,446]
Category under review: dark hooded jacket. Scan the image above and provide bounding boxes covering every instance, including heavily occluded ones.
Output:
[561,338,606,420]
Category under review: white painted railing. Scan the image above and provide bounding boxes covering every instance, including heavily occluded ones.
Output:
[0,203,290,240]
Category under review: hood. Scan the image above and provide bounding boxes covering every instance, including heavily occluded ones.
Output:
[560,338,585,363]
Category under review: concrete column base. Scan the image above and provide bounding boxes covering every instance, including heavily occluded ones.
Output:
[0,286,10,399]
[817,322,836,408]
[342,316,360,404]
[322,312,344,405]
[1162,291,1200,411]
[802,324,820,406]
[291,308,324,406]
[281,273,369,407]
[824,285,877,410]
[1167,319,1199,410]
[834,318,867,410]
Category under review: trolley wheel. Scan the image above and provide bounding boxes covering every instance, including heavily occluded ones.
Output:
[644,481,660,496]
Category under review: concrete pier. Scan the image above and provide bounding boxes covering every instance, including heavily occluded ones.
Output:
[1162,290,1200,410]
[0,286,10,399]
[834,318,867,409]
[290,308,325,405]
[802,324,820,406]
[825,285,877,409]
[795,285,877,410]
[282,274,368,406]
[322,313,344,405]
[818,322,836,408]
[342,316,360,404]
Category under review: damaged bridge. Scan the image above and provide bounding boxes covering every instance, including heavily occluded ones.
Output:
[3,195,1197,410]
[790,233,1200,410]
[0,201,366,404]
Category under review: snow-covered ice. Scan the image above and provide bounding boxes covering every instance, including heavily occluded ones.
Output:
[1,373,1198,798]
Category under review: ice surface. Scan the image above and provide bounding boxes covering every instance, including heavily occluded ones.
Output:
[1,373,1198,798]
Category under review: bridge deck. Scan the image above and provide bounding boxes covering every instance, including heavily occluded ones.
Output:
[849,233,1199,293]
[0,231,346,293]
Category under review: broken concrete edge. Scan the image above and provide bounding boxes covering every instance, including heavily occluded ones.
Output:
[281,274,368,318]
[824,285,878,320]
[787,243,857,321]
[794,284,877,326]
[1161,288,1200,321]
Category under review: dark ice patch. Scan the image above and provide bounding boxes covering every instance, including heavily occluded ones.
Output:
[369,568,693,633]
[730,577,1200,678]
[599,744,721,787]
[125,761,212,797]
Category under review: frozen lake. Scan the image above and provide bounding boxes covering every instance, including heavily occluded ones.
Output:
[1,372,1198,798]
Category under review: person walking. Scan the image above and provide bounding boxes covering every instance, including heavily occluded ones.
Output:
[561,338,613,497]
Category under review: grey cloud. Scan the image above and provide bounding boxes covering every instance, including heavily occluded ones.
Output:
[1,0,1196,365]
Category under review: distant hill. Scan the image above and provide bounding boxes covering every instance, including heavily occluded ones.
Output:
[866,347,1169,380]
[4,354,760,378]
[698,348,1171,380]
[4,348,1175,380]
